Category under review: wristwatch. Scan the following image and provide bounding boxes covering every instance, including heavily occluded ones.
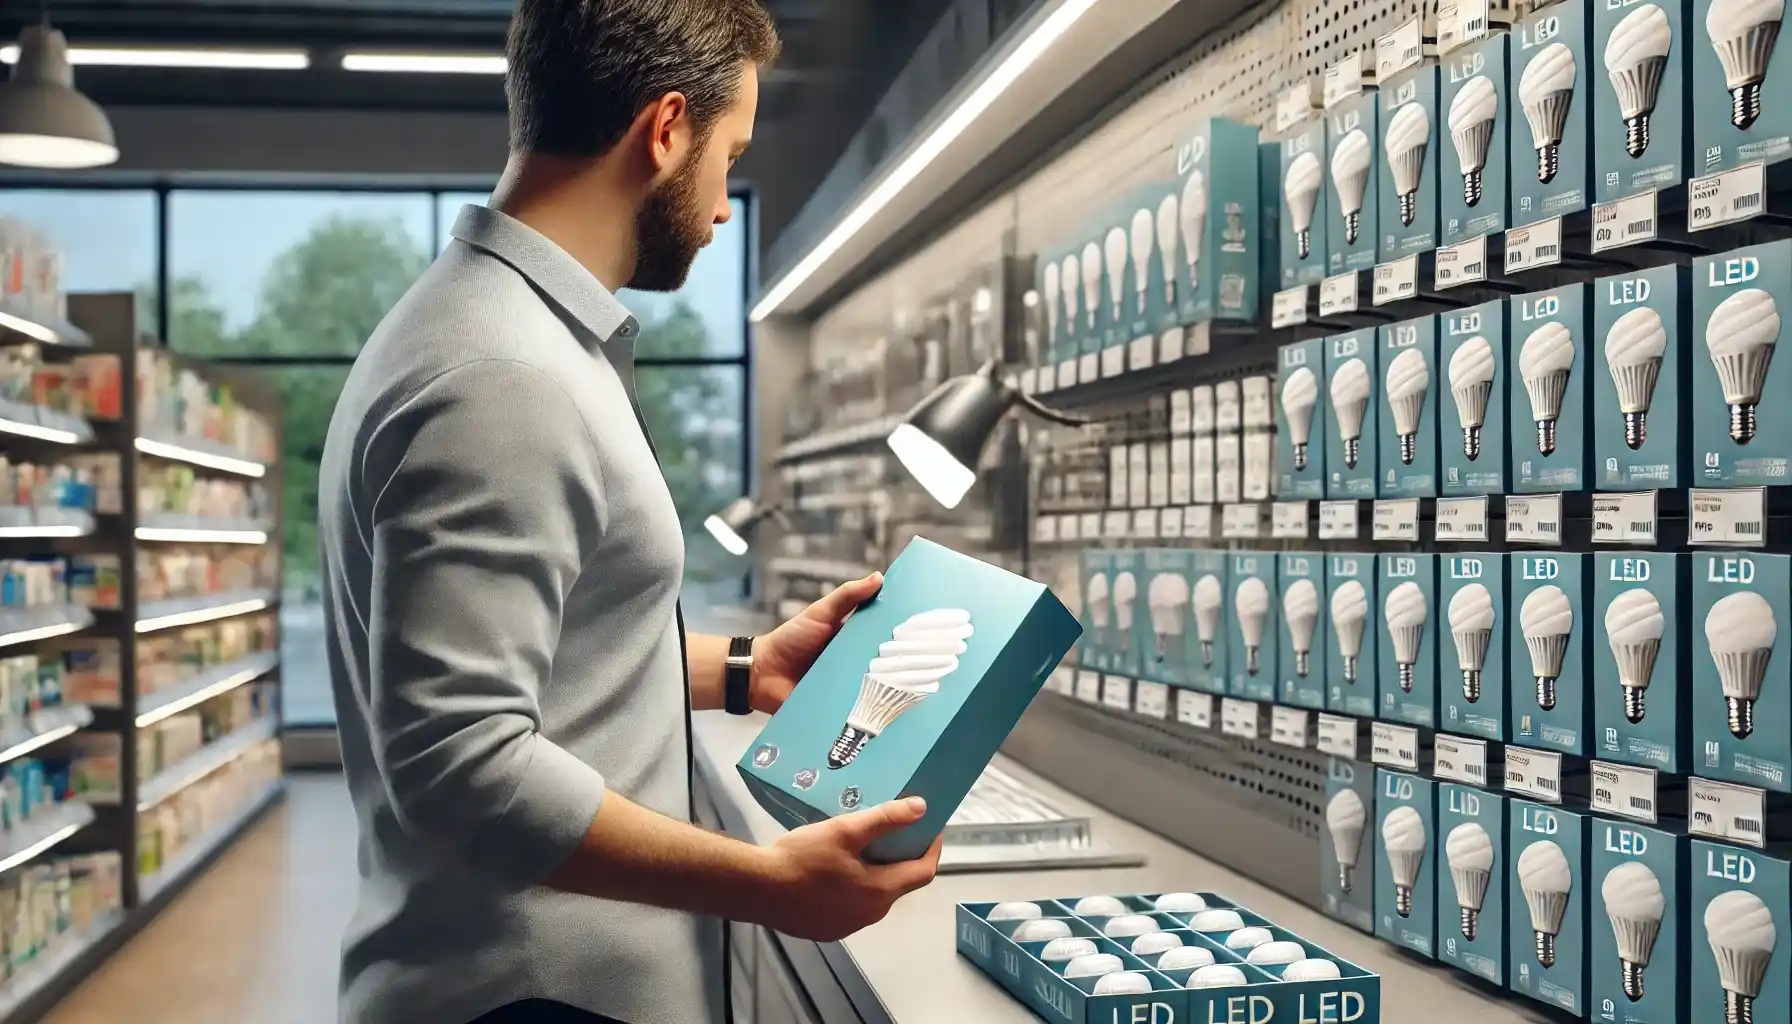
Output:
[725,636,755,715]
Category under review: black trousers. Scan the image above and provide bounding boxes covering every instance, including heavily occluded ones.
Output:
[468,1000,627,1024]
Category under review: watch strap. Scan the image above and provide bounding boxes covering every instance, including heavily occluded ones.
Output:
[724,636,755,715]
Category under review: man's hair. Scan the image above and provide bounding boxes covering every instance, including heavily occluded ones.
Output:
[506,0,780,156]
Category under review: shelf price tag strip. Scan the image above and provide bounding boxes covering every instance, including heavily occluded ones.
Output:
[1505,217,1563,273]
[1505,745,1563,804]
[1592,191,1658,253]
[1688,777,1767,849]
[1590,760,1658,825]
[1178,690,1214,728]
[1690,487,1767,547]
[1272,500,1310,539]
[1270,706,1310,748]
[1372,498,1420,542]
[1315,714,1359,760]
[1689,161,1765,231]
[1592,490,1660,545]
[1221,698,1260,739]
[1101,675,1132,710]
[1318,500,1360,539]
[1133,681,1169,720]
[1271,286,1309,328]
[1075,670,1101,704]
[1433,734,1489,787]
[1435,235,1488,289]
[1370,721,1420,770]
[1435,496,1489,542]
[1222,503,1267,539]
[1505,493,1563,545]
[1318,272,1359,315]
[1372,255,1418,306]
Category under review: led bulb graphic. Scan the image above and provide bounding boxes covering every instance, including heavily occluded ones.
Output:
[989,901,1043,922]
[1282,367,1320,470]
[1385,581,1429,694]
[1384,102,1431,227]
[1155,892,1207,914]
[1159,946,1216,972]
[1014,918,1073,943]
[1520,321,1577,456]
[1382,805,1428,918]
[1705,590,1778,739]
[1132,931,1184,957]
[1247,941,1308,967]
[1605,589,1665,724]
[1385,347,1431,466]
[1603,861,1666,1002]
[831,609,973,767]
[1094,973,1152,996]
[1074,895,1127,917]
[1449,336,1497,461]
[1113,573,1138,656]
[1129,209,1155,316]
[1188,965,1249,990]
[1327,789,1367,891]
[1236,576,1270,676]
[1103,227,1128,324]
[1331,129,1373,244]
[1065,953,1125,979]
[1043,261,1061,344]
[1148,573,1191,662]
[1521,586,1574,712]
[1087,573,1111,647]
[1446,822,1496,941]
[1040,937,1098,962]
[1448,75,1499,205]
[1330,357,1373,469]
[1705,889,1778,1024]
[1707,0,1786,130]
[1605,306,1668,449]
[1331,580,1369,684]
[1283,959,1342,982]
[1181,170,1209,289]
[1705,287,1781,445]
[1080,242,1103,330]
[1193,574,1224,667]
[1061,253,1080,335]
[1156,194,1181,307]
[1448,583,1496,704]
[1284,579,1320,678]
[1285,150,1324,258]
[1605,4,1673,158]
[1519,840,1574,968]
[1520,42,1578,184]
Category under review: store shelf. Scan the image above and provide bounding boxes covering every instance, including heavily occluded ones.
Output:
[138,778,283,902]
[0,704,92,766]
[0,801,94,876]
[0,399,93,446]
[0,909,122,1018]
[767,556,876,581]
[774,415,899,464]
[0,506,94,539]
[136,716,278,811]
[134,513,271,545]
[133,432,268,478]
[134,589,274,633]
[0,303,90,348]
[135,651,279,727]
[0,605,92,650]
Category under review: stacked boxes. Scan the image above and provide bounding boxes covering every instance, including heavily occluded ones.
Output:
[1512,552,1592,756]
[1692,240,1792,487]
[1691,551,1792,793]
[1437,782,1507,984]
[1513,284,1592,492]
[1326,553,1378,717]
[1594,553,1686,773]
[1379,553,1436,729]
[1375,768,1436,956]
[1440,299,1511,495]
[1509,799,1589,1015]
[1440,553,1507,741]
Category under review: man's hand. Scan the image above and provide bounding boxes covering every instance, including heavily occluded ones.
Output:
[757,796,943,942]
[749,572,883,714]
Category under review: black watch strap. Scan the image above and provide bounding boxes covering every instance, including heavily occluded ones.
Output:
[725,636,755,715]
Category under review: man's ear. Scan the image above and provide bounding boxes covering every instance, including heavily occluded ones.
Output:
[644,92,693,181]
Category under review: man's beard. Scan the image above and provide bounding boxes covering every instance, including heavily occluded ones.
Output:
[628,152,711,293]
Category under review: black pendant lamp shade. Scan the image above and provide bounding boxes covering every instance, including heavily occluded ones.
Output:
[0,23,117,169]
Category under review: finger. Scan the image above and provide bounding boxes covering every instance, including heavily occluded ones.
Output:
[832,795,926,849]
[880,836,944,893]
[806,572,883,626]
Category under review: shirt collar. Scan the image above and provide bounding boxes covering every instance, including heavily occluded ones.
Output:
[449,204,639,346]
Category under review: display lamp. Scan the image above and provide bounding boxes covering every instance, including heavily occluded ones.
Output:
[0,19,115,169]
[703,498,787,556]
[888,361,1088,508]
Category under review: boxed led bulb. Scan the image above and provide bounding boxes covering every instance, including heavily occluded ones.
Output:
[1440,30,1513,245]
[1172,118,1261,327]
[1323,756,1377,932]
[1508,799,1589,1015]
[1591,819,1687,1024]
[1079,549,1116,673]
[1511,552,1592,756]
[1278,552,1327,710]
[1109,549,1146,680]
[1093,208,1139,355]
[1440,554,1508,741]
[1037,245,1074,372]
[1278,339,1327,498]
[1375,768,1437,957]
[1594,553,1687,774]
[1691,551,1792,793]
[1281,118,1330,287]
[1509,2,1593,225]
[1512,284,1592,493]
[1229,552,1278,702]
[1693,0,1792,173]
[1594,264,1690,490]
[1139,549,1194,690]
[1378,62,1443,260]
[1324,328,1380,498]
[1379,553,1437,729]
[1378,315,1440,497]
[738,537,1080,863]
[1104,187,1178,352]
[1692,240,1792,486]
[1188,550,1230,694]
[1326,553,1378,717]
[1440,299,1512,495]
[1437,782,1508,984]
[1689,839,1790,1024]
[1593,0,1690,202]
[1326,88,1382,275]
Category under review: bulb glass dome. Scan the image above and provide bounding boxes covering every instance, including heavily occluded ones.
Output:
[1187,965,1249,990]
[1157,946,1216,971]
[1282,959,1342,982]
[1040,937,1098,962]
[1154,892,1206,914]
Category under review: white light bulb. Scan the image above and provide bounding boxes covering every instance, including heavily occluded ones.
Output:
[1382,805,1428,918]
[1705,590,1778,739]
[1132,931,1184,956]
[1061,253,1081,335]
[1181,170,1209,289]
[1087,572,1112,648]
[832,609,972,767]
[1065,952,1126,979]
[1094,972,1153,996]
[989,901,1043,922]
[1224,926,1274,953]
[1448,336,1497,461]
[1014,918,1073,943]
[1448,583,1496,704]
[1602,861,1666,1002]
[1282,959,1342,982]
[1189,909,1245,933]
[1327,789,1368,891]
[1104,914,1159,939]
[1384,581,1429,694]
[1330,357,1373,469]
[1194,574,1224,667]
[1284,150,1324,258]
[1081,242,1104,330]
[1104,227,1129,324]
[1448,75,1499,206]
[1519,840,1574,969]
[1158,946,1216,972]
[1074,894,1128,917]
[1331,580,1369,684]
[1148,572,1191,663]
[1605,4,1674,157]
[1705,287,1781,445]
[1042,261,1061,345]
[1705,889,1779,1024]
[1282,367,1320,471]
[1187,965,1248,990]
[1154,892,1207,914]
[1385,347,1431,466]
[1605,589,1665,724]
[1247,941,1308,966]
[1128,209,1156,317]
[1520,586,1574,712]
[1113,571,1139,640]
[1520,321,1577,456]
[1519,42,1578,183]
[1330,128,1373,244]
[1707,0,1786,130]
[1446,822,1496,941]
[1284,579,1321,678]
[1040,936,1099,962]
[1235,576,1270,676]
[1605,306,1669,450]
[1383,102,1431,227]
[1156,194,1181,307]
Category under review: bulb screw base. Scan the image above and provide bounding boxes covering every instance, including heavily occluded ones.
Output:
[828,727,871,769]
[1463,670,1481,704]
[1538,676,1558,712]
[1399,192,1416,227]
[1624,411,1648,450]
[1400,432,1416,465]
[1463,170,1482,207]
[1621,960,1645,1002]
[1164,281,1177,308]
[1729,696,1756,740]
[1344,211,1360,245]
[1344,438,1359,470]
[1535,932,1556,969]
[1246,647,1261,676]
[1339,864,1354,892]
[1733,83,1763,131]
[1395,886,1412,918]
[1398,663,1414,693]
[1296,229,1311,260]
[1293,443,1308,471]
[1726,991,1755,1024]
[1624,115,1650,159]
[1343,656,1358,683]
[1624,686,1647,724]
[1537,419,1558,456]
[1463,426,1481,462]
[1295,651,1310,677]
[1460,907,1479,942]
[1730,403,1758,445]
[1201,641,1214,668]
[1538,145,1559,185]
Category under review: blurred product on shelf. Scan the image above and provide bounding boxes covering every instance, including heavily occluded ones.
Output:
[136,349,276,464]
[135,737,278,880]
[135,682,271,781]
[49,638,118,707]
[0,344,121,421]
[64,734,118,804]
[136,464,271,523]
[0,457,98,512]
[0,852,124,983]
[0,218,70,327]
[0,555,119,613]
[136,614,276,700]
[0,650,66,725]
[135,547,278,604]
[0,756,81,832]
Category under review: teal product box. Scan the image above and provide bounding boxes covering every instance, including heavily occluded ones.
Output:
[1324,327,1379,498]
[1326,553,1378,717]
[1107,188,1176,349]
[1172,118,1261,326]
[1437,783,1508,985]
[1690,840,1791,1024]
[1095,210,1132,353]
[737,537,1080,863]
[1325,91,1381,274]
[1188,550,1230,694]
[1591,819,1687,1024]
[1512,551,1592,756]
[1441,31,1513,244]
[1277,339,1326,499]
[1513,283,1593,493]
[1692,551,1792,793]
[1379,62,1443,260]
[1692,240,1792,486]
[1323,756,1376,932]
[1593,0,1690,202]
[1140,549,1194,689]
[1037,247,1066,367]
[1594,553,1686,773]
[1510,1,1593,224]
[1109,549,1146,680]
[1278,552,1327,710]
[1229,552,1278,702]
[1260,142,1286,300]
[1079,549,1115,672]
[1375,768,1437,957]
[1693,0,1792,172]
[1280,118,1330,286]
[1441,299,1512,495]
[1509,799,1590,1016]
[1378,315,1439,497]
[1595,264,1690,490]
[1441,554,1508,741]
[1379,553,1437,728]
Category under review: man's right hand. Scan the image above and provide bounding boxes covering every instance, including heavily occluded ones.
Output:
[758,796,943,942]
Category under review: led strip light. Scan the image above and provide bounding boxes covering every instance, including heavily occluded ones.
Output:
[134,437,267,478]
[0,309,63,344]
[0,417,80,445]
[135,526,268,545]
[0,45,309,70]
[135,596,270,634]
[0,617,88,649]
[0,524,87,539]
[136,661,277,728]
[0,721,82,766]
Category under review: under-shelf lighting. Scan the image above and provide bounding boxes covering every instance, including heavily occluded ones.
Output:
[0,617,86,649]
[136,662,275,727]
[135,596,269,633]
[0,720,80,765]
[134,526,268,545]
[0,45,309,70]
[0,523,86,539]
[0,418,80,444]
[340,52,506,74]
[134,437,267,478]
[0,309,61,344]
[0,816,88,875]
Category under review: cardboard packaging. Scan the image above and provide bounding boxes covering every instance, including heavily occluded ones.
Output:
[1379,553,1437,728]
[1187,550,1229,694]
[1509,799,1590,1015]
[1378,314,1440,497]
[1692,551,1792,793]
[1692,240,1792,486]
[1104,187,1178,356]
[1594,553,1687,774]
[1376,768,1437,957]
[1192,386,1216,504]
[1323,756,1377,933]
[1326,89,1382,274]
[1591,818,1688,1024]
[1441,299,1512,495]
[1441,31,1513,244]
[1594,264,1691,490]
[1513,284,1593,493]
[1278,552,1327,710]
[1437,782,1508,985]
[1325,328,1380,498]
[1441,553,1508,741]
[1173,118,1261,327]
[1326,553,1379,717]
[1512,551,1593,756]
[1593,0,1691,203]
[1379,62,1443,260]
[1229,551,1278,702]
[1690,839,1791,1024]
[1510,1,1593,225]
[1692,0,1792,173]
[1278,339,1327,499]
[1215,381,1242,505]
[1140,549,1193,690]
[1079,549,1115,673]
[1280,118,1331,287]
[1242,375,1275,501]
[1109,549,1146,681]
[738,537,1080,863]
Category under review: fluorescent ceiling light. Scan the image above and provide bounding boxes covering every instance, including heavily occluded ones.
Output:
[0,45,310,70]
[341,52,506,75]
[750,0,1106,321]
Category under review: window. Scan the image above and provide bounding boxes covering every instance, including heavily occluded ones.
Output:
[637,363,747,617]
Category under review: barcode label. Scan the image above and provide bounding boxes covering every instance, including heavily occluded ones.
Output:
[1178,690,1215,728]
[1591,761,1658,825]
[1689,777,1768,848]
[1689,162,1766,231]
[1505,746,1563,804]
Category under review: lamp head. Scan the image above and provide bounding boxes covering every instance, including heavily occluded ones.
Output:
[0,24,117,169]
[703,496,778,556]
[888,366,1014,508]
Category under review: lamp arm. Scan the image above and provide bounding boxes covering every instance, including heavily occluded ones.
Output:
[1014,388,1090,426]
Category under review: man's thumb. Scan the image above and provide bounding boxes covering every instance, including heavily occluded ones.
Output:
[834,796,926,849]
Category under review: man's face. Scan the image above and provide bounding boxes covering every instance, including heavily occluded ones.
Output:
[630,62,758,292]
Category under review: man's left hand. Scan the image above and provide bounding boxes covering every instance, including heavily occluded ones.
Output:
[750,572,883,714]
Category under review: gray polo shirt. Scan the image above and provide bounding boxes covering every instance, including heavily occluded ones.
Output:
[319,205,721,1024]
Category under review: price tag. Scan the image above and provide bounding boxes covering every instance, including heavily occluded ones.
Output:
[1688,777,1768,849]
[1184,505,1215,539]
[1134,681,1170,719]
[1271,706,1310,748]
[1170,390,1192,435]
[1434,735,1490,786]
[1316,714,1360,759]
[1504,746,1563,804]
[1058,514,1080,541]
[1371,254,1419,306]
[1592,191,1658,253]
[1437,0,1490,53]
[1109,446,1130,507]
[1592,491,1659,546]
[1322,50,1366,109]
[1222,503,1268,539]
[1129,443,1150,508]
[1276,81,1318,133]
[1079,512,1102,539]
[1078,352,1099,384]
[1125,335,1155,373]
[1505,493,1564,545]
[1591,761,1659,825]
[1690,486,1768,547]
[1075,670,1102,704]
[1132,508,1159,538]
[1372,498,1421,541]
[1101,675,1133,710]
[1375,16,1425,80]
[1103,510,1130,539]
[1159,507,1184,537]
[1318,500,1361,539]
[1177,690,1214,728]
[1371,722,1421,770]
[1273,501,1311,538]
[1037,363,1057,393]
[1434,234,1488,289]
[1689,161,1766,231]
[1170,438,1192,505]
[1160,326,1188,364]
[1221,698,1260,739]
[1504,216,1563,273]
[1319,272,1360,315]
[1271,286,1309,328]
[1059,358,1080,388]
[1101,344,1127,379]
[1435,496,1489,542]
[1149,442,1170,508]
[1034,516,1059,544]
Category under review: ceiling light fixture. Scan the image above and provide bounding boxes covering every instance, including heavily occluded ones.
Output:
[0,44,309,70]
[888,361,1087,509]
[0,21,116,169]
[340,53,507,75]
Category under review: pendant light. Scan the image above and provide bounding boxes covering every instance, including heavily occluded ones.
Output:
[0,15,117,169]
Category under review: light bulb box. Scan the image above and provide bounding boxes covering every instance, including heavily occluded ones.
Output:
[1512,551,1593,756]
[1095,206,1135,356]
[1590,819,1687,1024]
[1325,91,1382,275]
[1277,339,1327,499]
[1692,0,1792,173]
[1594,264,1691,490]
[1691,551,1792,793]
[737,537,1081,864]
[1280,120,1330,287]
[1323,756,1377,932]
[1109,548,1147,681]
[1325,552,1379,717]
[1594,553,1688,774]
[1378,315,1440,497]
[1441,31,1513,245]
[1437,782,1509,985]
[1509,1,1593,226]
[1078,549,1115,673]
[1122,184,1180,349]
[1441,554,1509,741]
[1229,551,1279,703]
[1189,550,1230,694]
[1375,768,1438,957]
[1378,62,1443,261]
[1278,552,1327,710]
[1140,549,1194,690]
[1441,299,1513,495]
[1691,240,1792,486]
[1174,118,1261,328]
[1508,799,1590,1016]
[1379,552,1438,729]
[1324,327,1380,498]
[1259,142,1286,309]
[1592,0,1690,203]
[1690,839,1792,1024]
[1512,284,1593,493]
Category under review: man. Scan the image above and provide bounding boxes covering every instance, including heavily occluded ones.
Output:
[317,3,942,1023]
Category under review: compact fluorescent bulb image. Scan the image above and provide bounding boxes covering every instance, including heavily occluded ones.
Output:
[1705,287,1781,445]
[1605,4,1673,158]
[1605,588,1665,724]
[1603,861,1666,1002]
[1103,227,1128,324]
[1093,973,1153,996]
[1520,840,1574,968]
[1330,128,1373,244]
[1448,75,1499,206]
[1386,347,1431,466]
[1080,242,1103,329]
[1040,937,1098,962]
[1236,576,1270,675]
[1283,959,1343,981]
[1194,574,1224,666]
[1112,571,1139,646]
[1385,581,1429,694]
[1327,788,1367,891]
[1159,946,1217,972]
[830,608,972,768]
[1087,573,1112,646]
[1382,804,1428,917]
[1331,580,1369,683]
[1129,208,1155,316]
[1521,585,1574,712]
[1042,261,1061,344]
[1181,169,1208,289]
[1282,366,1320,470]
[1284,579,1320,677]
[1446,822,1496,941]
[1330,357,1373,469]
[1705,590,1778,739]
[1284,149,1324,258]
[1155,194,1180,306]
[1520,321,1577,457]
[1148,573,1191,662]
[1448,583,1496,704]
[1519,42,1578,184]
[1384,102,1431,227]
[1705,889,1779,1024]
[1061,253,1080,336]
[1708,0,1787,130]
[1605,306,1668,450]
[1449,336,1497,461]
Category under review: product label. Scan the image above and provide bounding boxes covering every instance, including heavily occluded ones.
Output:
[1316,714,1360,758]
[1101,344,1126,379]
[1102,675,1132,710]
[1222,503,1268,539]
[1435,496,1489,542]
[1019,368,1037,394]
[1591,191,1657,253]
[1318,500,1361,539]
[1148,443,1170,508]
[1132,509,1158,538]
[1178,689,1215,728]
[1276,83,1317,133]
[1688,162,1765,231]
[1159,507,1183,538]
[1160,326,1188,364]
[1129,335,1156,372]
[1319,272,1359,315]
[1322,51,1367,109]
[1134,680,1170,719]
[1372,498,1421,541]
[1271,286,1309,327]
[1689,487,1767,547]
[1505,746,1563,803]
[1688,777,1767,848]
[1435,235,1488,289]
[1184,505,1215,539]
[1371,254,1418,305]
[1371,721,1420,769]
[1434,734,1490,786]
[1591,491,1659,545]
[1170,389,1192,435]
[1129,444,1149,508]
[1058,358,1079,388]
[1375,17,1426,80]
[1272,501,1310,538]
[1075,670,1102,703]
[1504,217,1562,272]
[1437,0,1490,53]
[1221,698,1260,738]
[1505,493,1563,545]
[1271,705,1310,748]
[1590,761,1658,825]
[1077,352,1098,385]
[1079,512,1101,539]
[1033,516,1057,544]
